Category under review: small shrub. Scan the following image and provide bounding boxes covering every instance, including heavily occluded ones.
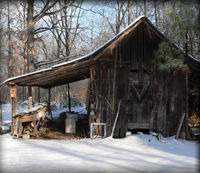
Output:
[50,104,57,112]
[70,98,82,108]
[59,99,69,110]
[59,98,82,110]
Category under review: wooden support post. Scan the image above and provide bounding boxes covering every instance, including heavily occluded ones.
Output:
[28,86,32,109]
[175,113,185,140]
[19,120,22,138]
[11,85,17,134]
[28,97,32,110]
[68,84,71,113]
[110,101,121,138]
[34,118,37,138]
[48,88,53,120]
[185,72,189,140]
[38,87,40,104]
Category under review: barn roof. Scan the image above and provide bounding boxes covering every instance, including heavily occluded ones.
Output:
[1,15,200,89]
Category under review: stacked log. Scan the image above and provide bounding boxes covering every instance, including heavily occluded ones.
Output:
[13,104,48,138]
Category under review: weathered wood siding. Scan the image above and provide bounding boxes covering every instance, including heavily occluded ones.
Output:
[89,22,186,138]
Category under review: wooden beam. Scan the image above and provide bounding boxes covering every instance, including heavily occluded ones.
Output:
[8,59,92,86]
[175,113,185,140]
[128,123,150,129]
[189,89,200,92]
[19,67,90,86]
[143,21,166,40]
[26,72,90,89]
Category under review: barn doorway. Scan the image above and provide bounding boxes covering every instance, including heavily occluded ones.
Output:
[127,71,151,131]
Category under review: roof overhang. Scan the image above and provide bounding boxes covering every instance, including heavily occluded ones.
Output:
[0,16,146,89]
[1,15,200,89]
[1,57,93,89]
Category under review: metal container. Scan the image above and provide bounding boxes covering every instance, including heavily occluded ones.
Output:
[65,119,76,133]
[66,113,78,121]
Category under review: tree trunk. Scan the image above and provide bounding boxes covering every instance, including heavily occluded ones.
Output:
[27,0,35,73]
[7,0,13,77]
[154,0,157,27]
[144,0,146,16]
[0,88,2,127]
[64,0,70,58]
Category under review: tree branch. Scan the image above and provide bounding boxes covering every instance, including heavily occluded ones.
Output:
[33,0,75,24]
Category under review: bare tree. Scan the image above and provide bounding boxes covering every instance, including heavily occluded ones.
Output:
[26,0,75,72]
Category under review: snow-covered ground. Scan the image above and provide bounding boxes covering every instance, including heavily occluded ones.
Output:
[0,101,86,133]
[0,101,87,121]
[0,132,199,173]
[0,102,199,173]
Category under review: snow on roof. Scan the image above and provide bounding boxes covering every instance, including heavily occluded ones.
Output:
[0,15,145,87]
[52,15,146,68]
[1,15,199,87]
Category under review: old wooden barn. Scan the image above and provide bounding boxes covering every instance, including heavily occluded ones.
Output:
[1,16,200,139]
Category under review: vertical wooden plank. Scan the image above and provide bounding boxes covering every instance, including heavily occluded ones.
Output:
[114,67,129,137]
[121,37,130,65]
[90,67,94,92]
[148,28,153,67]
[118,41,122,66]
[131,29,138,69]
[107,68,111,134]
[185,72,189,140]
[138,24,144,83]
[126,36,131,66]
[34,119,37,138]
[94,60,102,122]
[158,105,166,136]
[19,120,22,138]
[102,68,108,123]
[144,26,151,67]
[149,106,155,132]
[38,87,40,104]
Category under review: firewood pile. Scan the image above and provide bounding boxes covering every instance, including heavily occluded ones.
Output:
[188,112,200,137]
[188,112,200,127]
[13,104,48,139]
[14,104,48,120]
